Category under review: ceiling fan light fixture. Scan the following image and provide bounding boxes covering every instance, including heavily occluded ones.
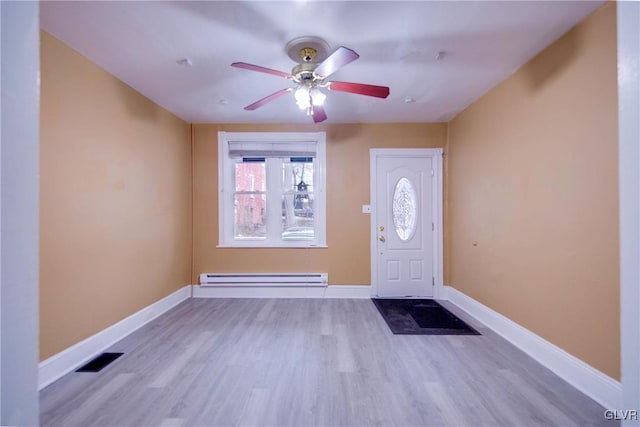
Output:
[310,88,326,106]
[294,86,311,110]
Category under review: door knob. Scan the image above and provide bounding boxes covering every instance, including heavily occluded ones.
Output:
[378,235,386,242]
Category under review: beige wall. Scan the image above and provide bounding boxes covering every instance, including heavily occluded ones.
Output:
[193,123,447,285]
[40,32,193,360]
[448,4,619,379]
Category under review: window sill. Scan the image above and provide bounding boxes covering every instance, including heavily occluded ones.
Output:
[216,244,328,249]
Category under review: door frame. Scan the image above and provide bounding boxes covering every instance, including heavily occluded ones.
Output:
[370,148,444,299]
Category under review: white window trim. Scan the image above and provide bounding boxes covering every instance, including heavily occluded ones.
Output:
[218,131,327,248]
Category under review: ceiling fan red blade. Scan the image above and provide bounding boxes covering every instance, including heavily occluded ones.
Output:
[328,81,390,99]
[313,46,360,79]
[312,105,327,123]
[231,62,292,79]
[244,88,293,111]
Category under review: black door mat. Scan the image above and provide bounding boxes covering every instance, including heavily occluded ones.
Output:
[372,298,481,335]
[76,352,124,372]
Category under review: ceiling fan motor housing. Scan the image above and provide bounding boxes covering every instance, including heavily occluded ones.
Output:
[291,62,319,84]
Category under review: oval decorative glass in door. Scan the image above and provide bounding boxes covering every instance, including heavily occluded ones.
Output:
[392,177,418,241]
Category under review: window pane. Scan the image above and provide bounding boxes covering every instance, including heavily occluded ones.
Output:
[282,192,314,240]
[234,193,266,238]
[235,161,265,192]
[282,157,315,240]
[282,159,314,240]
[282,159,313,192]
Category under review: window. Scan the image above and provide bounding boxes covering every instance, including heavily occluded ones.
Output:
[218,132,326,247]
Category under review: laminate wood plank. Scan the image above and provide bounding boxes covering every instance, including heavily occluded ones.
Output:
[425,381,475,427]
[148,331,214,388]
[320,300,333,336]
[158,418,185,427]
[45,373,136,427]
[236,387,271,427]
[40,298,613,427]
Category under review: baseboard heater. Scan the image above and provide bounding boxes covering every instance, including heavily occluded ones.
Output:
[199,273,328,287]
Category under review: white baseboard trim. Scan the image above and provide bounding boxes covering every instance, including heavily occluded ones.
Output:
[39,285,191,390]
[193,284,372,299]
[444,286,622,409]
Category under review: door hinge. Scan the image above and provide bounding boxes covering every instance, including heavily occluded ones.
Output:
[432,222,434,231]
[431,169,434,176]
[432,277,435,286]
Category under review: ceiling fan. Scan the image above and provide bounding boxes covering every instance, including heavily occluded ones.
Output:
[231,36,390,123]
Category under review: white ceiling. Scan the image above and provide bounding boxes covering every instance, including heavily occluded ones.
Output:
[40,1,604,124]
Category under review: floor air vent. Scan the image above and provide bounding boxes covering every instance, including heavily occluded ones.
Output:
[76,352,124,372]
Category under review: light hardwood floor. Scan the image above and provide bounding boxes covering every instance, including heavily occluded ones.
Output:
[40,298,612,427]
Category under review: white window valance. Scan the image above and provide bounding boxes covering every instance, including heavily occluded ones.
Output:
[228,140,317,158]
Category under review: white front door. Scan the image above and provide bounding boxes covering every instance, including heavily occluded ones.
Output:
[371,149,441,297]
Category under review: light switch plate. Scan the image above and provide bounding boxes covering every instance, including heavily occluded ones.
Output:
[362,205,371,214]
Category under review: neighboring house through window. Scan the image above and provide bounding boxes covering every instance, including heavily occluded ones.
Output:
[218,132,327,247]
